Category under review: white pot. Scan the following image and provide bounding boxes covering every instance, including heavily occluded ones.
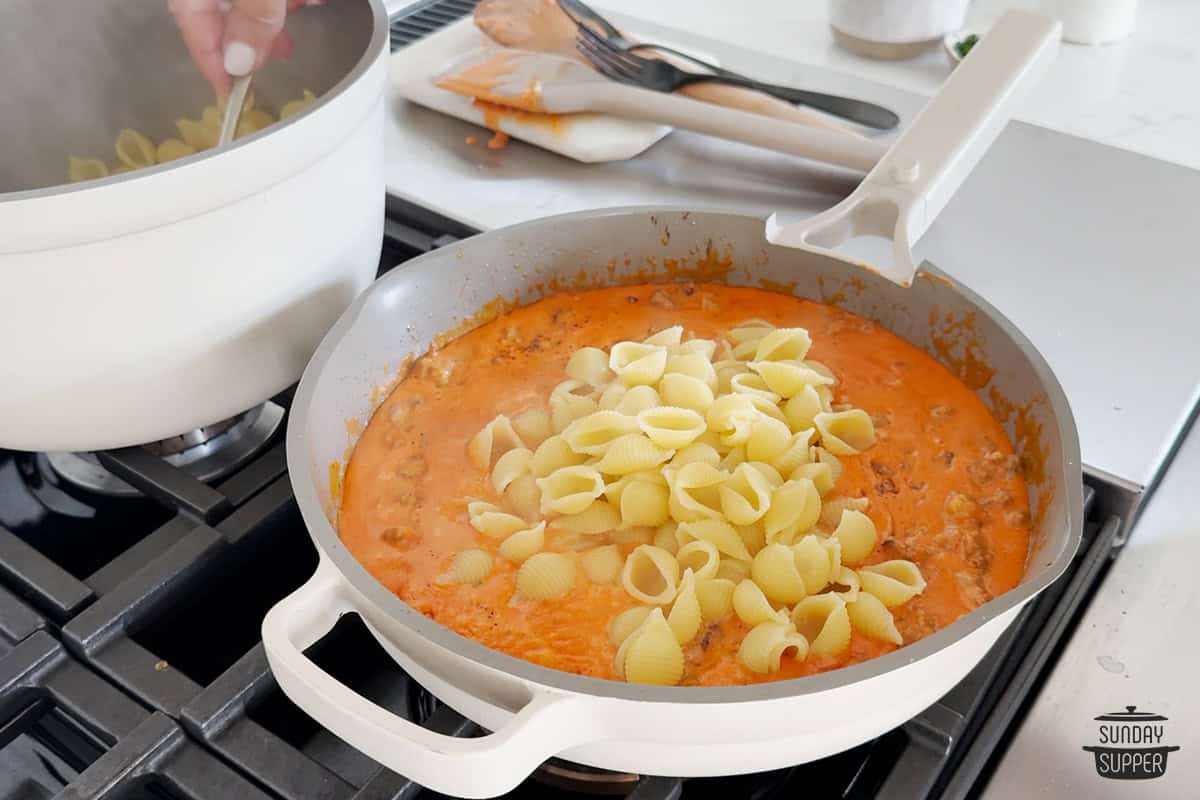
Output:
[829,0,971,45]
[0,0,408,453]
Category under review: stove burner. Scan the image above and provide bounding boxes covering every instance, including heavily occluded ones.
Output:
[532,760,642,796]
[45,403,284,496]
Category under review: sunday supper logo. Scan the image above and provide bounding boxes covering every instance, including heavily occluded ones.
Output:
[1081,706,1180,780]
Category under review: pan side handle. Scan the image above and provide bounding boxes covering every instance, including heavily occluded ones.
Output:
[765,10,1061,286]
[262,560,595,799]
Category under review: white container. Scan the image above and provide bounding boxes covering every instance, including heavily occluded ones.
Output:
[1042,0,1138,44]
[829,0,970,59]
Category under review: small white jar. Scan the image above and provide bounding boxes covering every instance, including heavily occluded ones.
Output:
[829,0,970,59]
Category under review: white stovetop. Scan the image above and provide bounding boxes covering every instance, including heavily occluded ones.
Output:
[592,0,1200,171]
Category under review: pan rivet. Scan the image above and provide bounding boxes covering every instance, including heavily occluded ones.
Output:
[891,158,921,183]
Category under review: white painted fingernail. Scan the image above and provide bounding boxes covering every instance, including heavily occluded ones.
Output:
[223,41,256,76]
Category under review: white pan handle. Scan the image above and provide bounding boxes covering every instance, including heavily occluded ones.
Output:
[764,10,1061,286]
[262,560,596,799]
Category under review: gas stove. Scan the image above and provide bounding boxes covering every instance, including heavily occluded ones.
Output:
[0,203,1126,799]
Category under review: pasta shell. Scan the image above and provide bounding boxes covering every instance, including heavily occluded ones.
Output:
[833,509,877,565]
[790,595,852,656]
[672,338,718,360]
[621,544,680,604]
[716,558,751,583]
[155,138,196,163]
[746,415,793,463]
[467,501,528,539]
[735,523,766,557]
[670,442,721,468]
[536,466,606,515]
[738,619,808,674]
[771,429,816,476]
[614,385,661,416]
[748,462,784,488]
[732,579,782,626]
[515,551,576,600]
[114,128,157,168]
[652,522,680,554]
[609,342,668,387]
[644,325,684,347]
[279,89,318,119]
[714,359,749,394]
[784,385,824,432]
[705,394,758,447]
[619,479,671,527]
[819,495,869,531]
[695,577,736,621]
[754,328,812,362]
[729,372,781,404]
[763,478,822,545]
[598,383,627,410]
[531,435,588,478]
[718,446,746,472]
[550,380,599,433]
[593,434,673,476]
[846,591,902,645]
[790,461,834,495]
[498,521,547,563]
[659,373,715,413]
[828,566,861,602]
[677,519,752,561]
[562,411,640,456]
[676,539,720,581]
[814,447,844,485]
[492,448,533,493]
[728,319,775,344]
[505,474,542,521]
[67,157,109,183]
[665,352,718,391]
[580,544,624,584]
[512,408,553,447]
[814,410,876,455]
[435,548,494,586]
[718,463,773,526]
[665,462,727,522]
[751,543,807,605]
[638,406,706,450]
[565,347,613,386]
[609,606,652,646]
[791,535,834,594]
[667,569,703,644]
[620,608,685,685]
[552,501,621,534]
[176,117,217,151]
[748,360,833,399]
[468,415,525,470]
[858,560,927,607]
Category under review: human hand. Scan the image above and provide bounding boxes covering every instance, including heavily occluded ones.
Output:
[169,0,316,96]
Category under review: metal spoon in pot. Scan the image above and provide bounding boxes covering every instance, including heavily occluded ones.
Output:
[217,74,254,147]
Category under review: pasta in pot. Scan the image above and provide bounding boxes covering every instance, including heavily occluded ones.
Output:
[339,284,1033,687]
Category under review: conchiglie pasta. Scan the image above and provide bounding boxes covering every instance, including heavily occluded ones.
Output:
[515,551,576,600]
[738,619,808,674]
[593,434,673,476]
[763,478,822,545]
[652,522,680,554]
[621,545,680,604]
[536,466,605,515]
[718,463,773,526]
[736,523,766,556]
[675,539,720,580]
[619,479,671,527]
[784,385,825,432]
[550,381,599,433]
[858,560,927,606]
[659,373,715,413]
[706,394,757,447]
[618,608,684,685]
[771,429,816,476]
[670,442,721,468]
[833,509,877,565]
[614,385,661,416]
[551,501,621,534]
[114,128,157,168]
[732,578,782,626]
[716,558,751,583]
[155,138,196,163]
[667,569,702,644]
[505,474,542,521]
[491,448,532,493]
[672,338,718,359]
[280,89,318,119]
[638,406,706,449]
[512,408,553,448]
[498,521,546,563]
[713,359,749,394]
[846,591,902,645]
[751,543,807,605]
[609,342,668,387]
[580,544,624,584]
[729,372,781,404]
[468,415,525,470]
[531,435,588,478]
[609,606,652,646]
[748,360,832,399]
[467,501,528,539]
[754,327,812,362]
[436,548,494,586]
[664,352,718,391]
[695,577,736,621]
[790,594,852,656]
[745,415,793,463]
[790,461,834,495]
[643,325,683,347]
[790,535,834,594]
[814,409,876,455]
[68,157,109,182]
[828,566,861,601]
[677,519,752,561]
[665,462,727,522]
[819,495,869,531]
[565,347,613,386]
[561,411,640,456]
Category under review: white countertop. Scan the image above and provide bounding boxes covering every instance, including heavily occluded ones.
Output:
[592,0,1200,170]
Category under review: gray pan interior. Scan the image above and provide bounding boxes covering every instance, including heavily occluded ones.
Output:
[0,0,378,195]
[289,208,1084,703]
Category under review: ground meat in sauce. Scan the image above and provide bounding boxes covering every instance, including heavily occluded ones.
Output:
[337,284,1032,686]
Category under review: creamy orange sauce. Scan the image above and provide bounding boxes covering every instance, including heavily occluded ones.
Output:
[339,284,1031,685]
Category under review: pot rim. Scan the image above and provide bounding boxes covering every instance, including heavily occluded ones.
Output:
[0,0,389,204]
[287,206,1085,704]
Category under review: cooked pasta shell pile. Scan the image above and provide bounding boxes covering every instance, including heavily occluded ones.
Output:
[450,320,926,684]
[66,89,318,183]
